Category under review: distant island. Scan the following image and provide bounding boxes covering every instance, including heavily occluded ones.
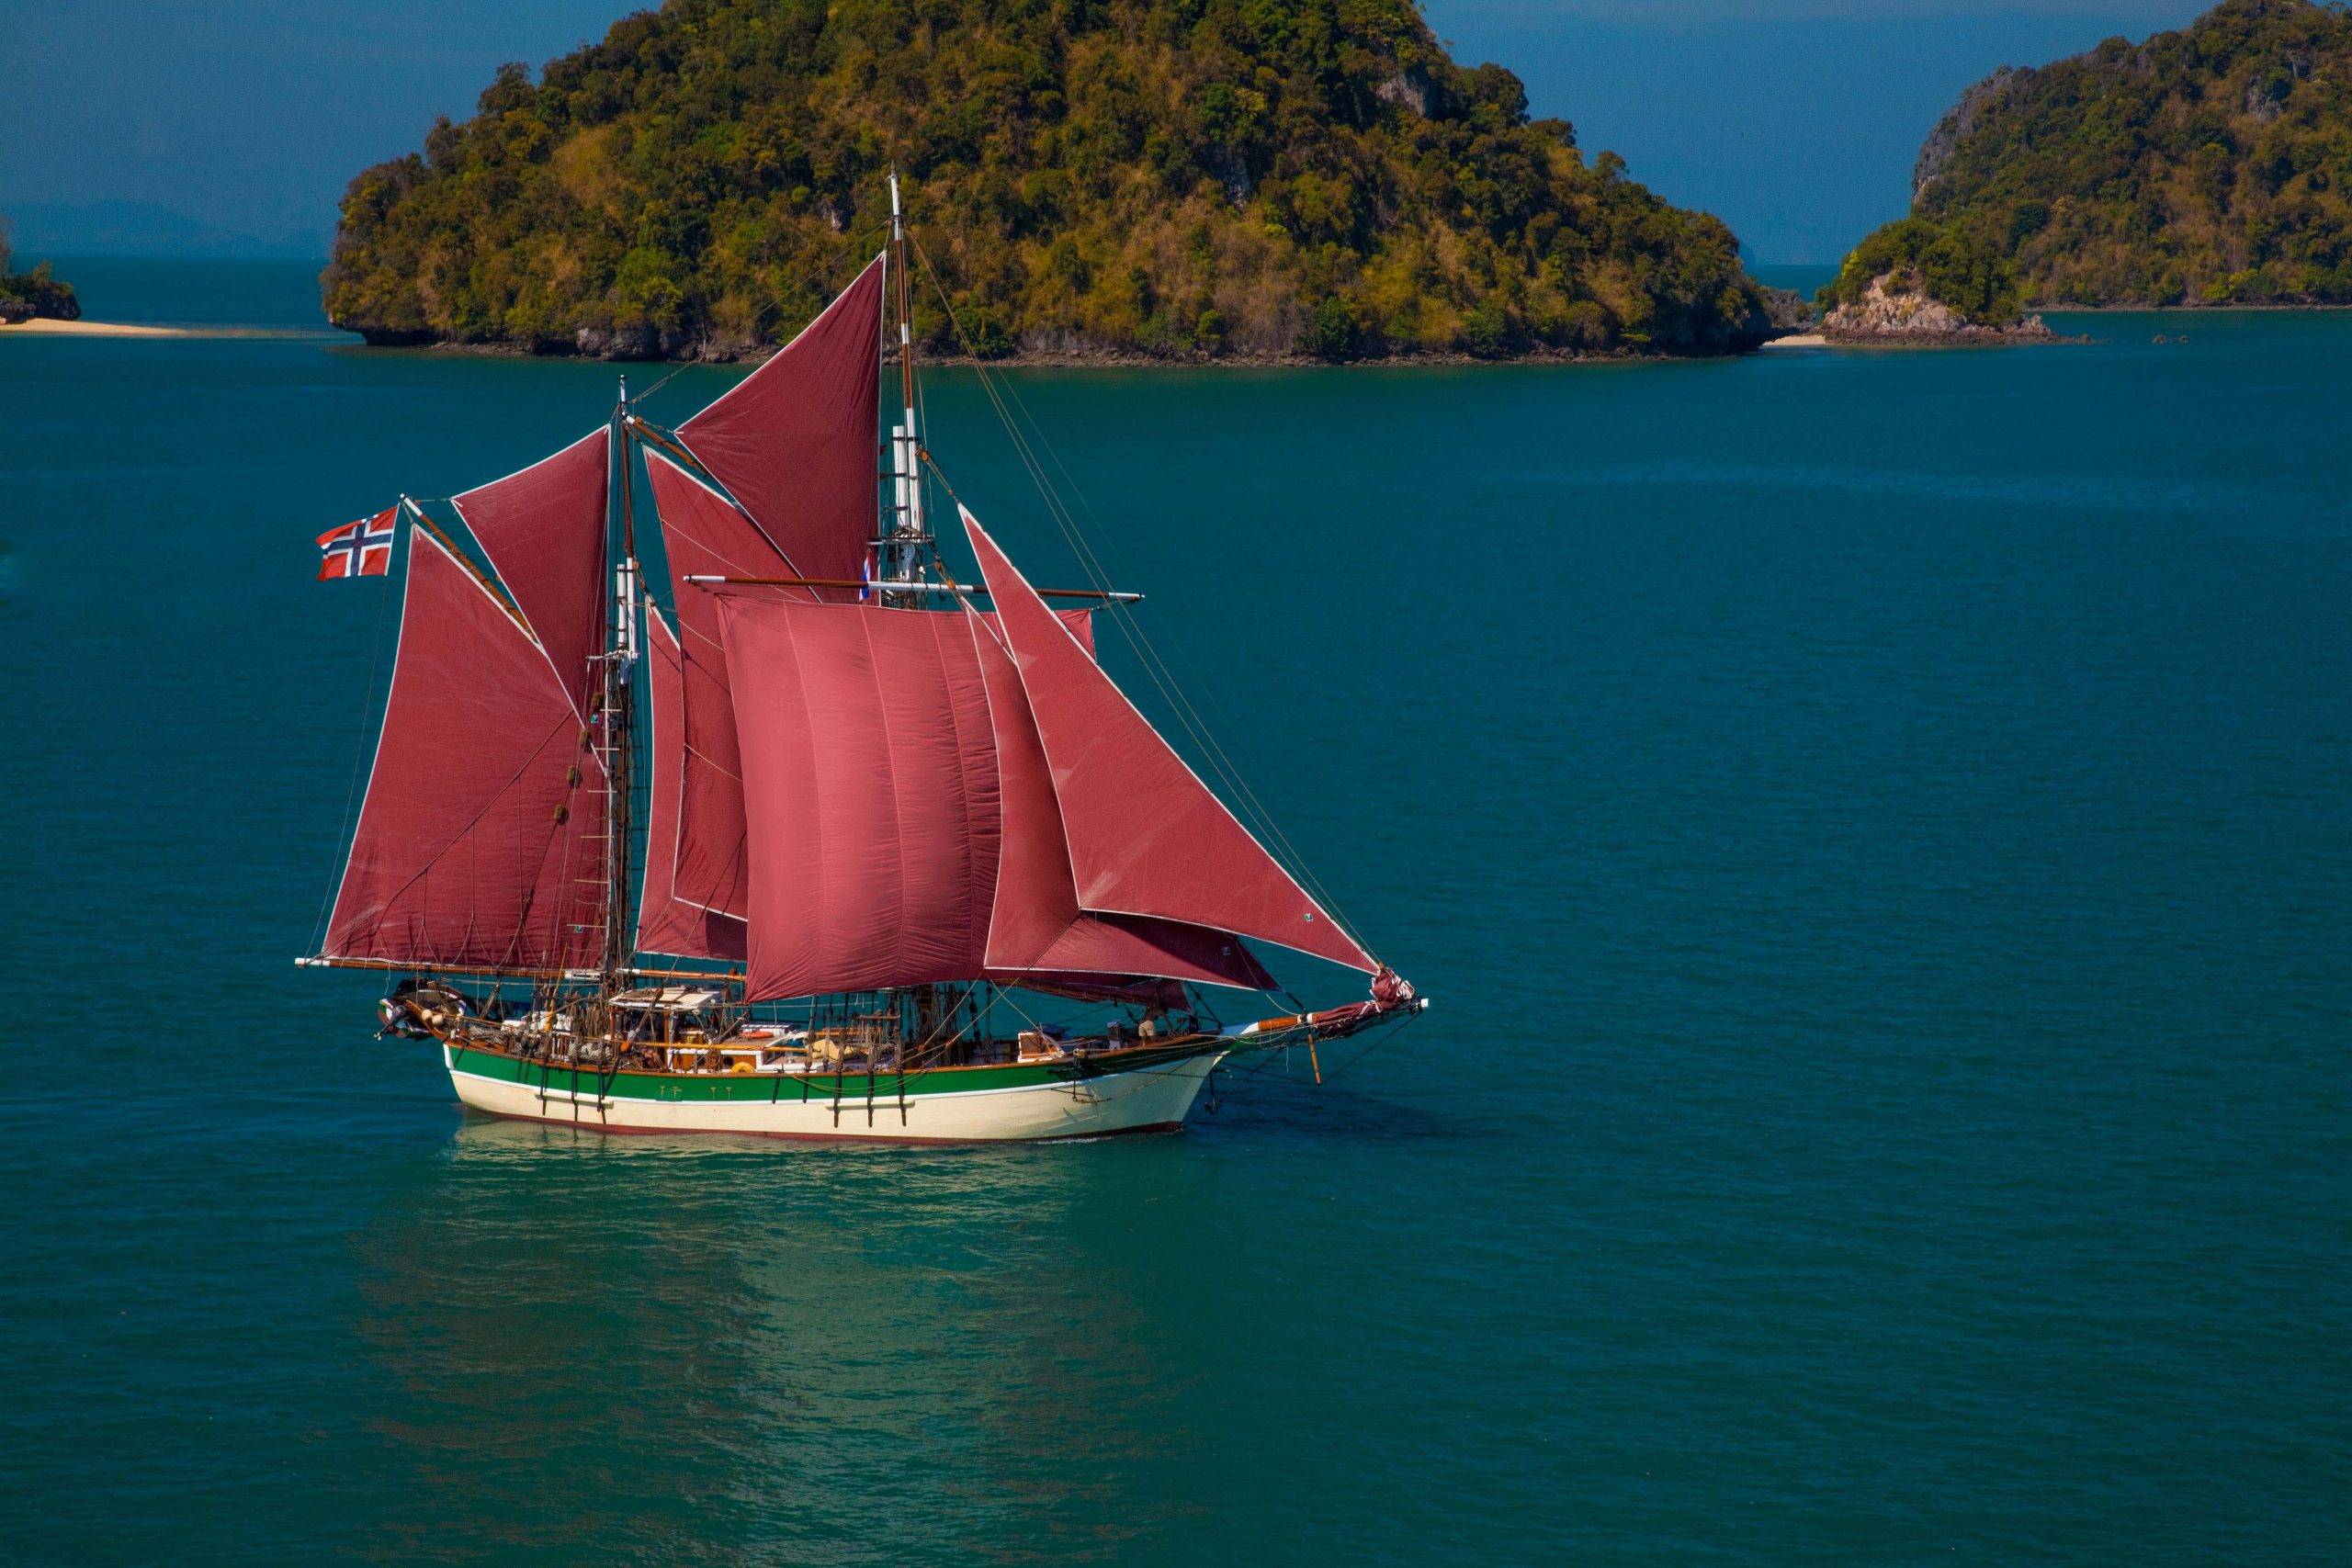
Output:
[322,0,1784,363]
[1829,0,2352,320]
[0,223,79,324]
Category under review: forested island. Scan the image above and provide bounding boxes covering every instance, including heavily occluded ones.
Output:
[0,226,80,325]
[1830,0,2352,321]
[322,0,1784,362]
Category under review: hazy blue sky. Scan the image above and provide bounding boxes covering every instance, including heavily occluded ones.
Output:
[1,0,2208,262]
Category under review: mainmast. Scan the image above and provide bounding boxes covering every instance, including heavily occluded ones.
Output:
[603,375,641,1003]
[883,169,930,607]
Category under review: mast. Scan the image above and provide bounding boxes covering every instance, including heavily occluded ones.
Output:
[604,375,640,1006]
[884,169,929,607]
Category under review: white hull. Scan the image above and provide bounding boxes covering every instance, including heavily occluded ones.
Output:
[445,1044,1227,1143]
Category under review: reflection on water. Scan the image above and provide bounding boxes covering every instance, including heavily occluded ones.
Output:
[348,1117,1231,1562]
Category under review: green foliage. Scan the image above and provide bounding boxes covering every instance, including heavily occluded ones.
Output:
[1817,215,2024,324]
[322,0,1770,358]
[0,256,79,322]
[1910,0,2352,306]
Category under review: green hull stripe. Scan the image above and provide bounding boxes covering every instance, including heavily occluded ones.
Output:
[447,1042,1216,1104]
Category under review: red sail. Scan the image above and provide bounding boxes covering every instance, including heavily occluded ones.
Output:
[964,510,1379,974]
[449,426,609,718]
[325,531,607,970]
[967,609,1274,990]
[635,606,748,963]
[676,254,884,594]
[642,450,780,920]
[718,599,1002,1001]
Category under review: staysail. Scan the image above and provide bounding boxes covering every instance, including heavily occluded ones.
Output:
[963,510,1379,974]
[967,608,1275,987]
[323,529,608,970]
[449,426,610,719]
[634,606,749,963]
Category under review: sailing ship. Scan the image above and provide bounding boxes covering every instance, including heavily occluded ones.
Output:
[301,179,1423,1142]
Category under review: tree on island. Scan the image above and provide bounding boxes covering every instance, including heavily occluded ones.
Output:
[322,0,1778,361]
[0,215,82,324]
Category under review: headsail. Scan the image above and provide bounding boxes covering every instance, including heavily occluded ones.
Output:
[967,607,1275,988]
[448,426,610,720]
[634,606,748,963]
[323,529,608,971]
[963,510,1379,974]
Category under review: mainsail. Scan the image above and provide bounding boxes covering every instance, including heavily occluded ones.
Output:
[322,530,608,970]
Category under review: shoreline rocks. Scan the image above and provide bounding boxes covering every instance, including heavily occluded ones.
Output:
[1820,270,2069,345]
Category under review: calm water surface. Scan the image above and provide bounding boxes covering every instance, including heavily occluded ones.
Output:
[1,262,2346,1564]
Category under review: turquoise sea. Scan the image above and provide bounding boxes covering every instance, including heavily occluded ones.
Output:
[2,259,2346,1564]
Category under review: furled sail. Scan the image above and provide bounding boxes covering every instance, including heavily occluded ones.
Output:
[634,606,748,963]
[674,254,885,593]
[449,426,610,719]
[323,530,608,970]
[963,510,1379,974]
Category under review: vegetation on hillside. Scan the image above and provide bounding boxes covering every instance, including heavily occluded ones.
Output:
[1815,216,2024,324]
[1905,0,2352,306]
[0,225,80,323]
[322,0,1774,359]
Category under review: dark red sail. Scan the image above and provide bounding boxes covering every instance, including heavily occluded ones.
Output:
[642,450,781,921]
[324,530,607,970]
[718,599,1001,1001]
[967,608,1273,989]
[964,509,1378,974]
[676,254,884,594]
[449,426,609,718]
[635,606,748,963]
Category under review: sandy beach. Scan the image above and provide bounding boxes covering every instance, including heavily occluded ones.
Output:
[0,318,348,341]
[0,317,194,337]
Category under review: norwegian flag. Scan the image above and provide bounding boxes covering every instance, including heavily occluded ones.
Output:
[317,506,399,580]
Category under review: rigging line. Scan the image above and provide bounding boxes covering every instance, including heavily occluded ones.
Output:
[905,239,1374,955]
[984,378,1367,939]
[899,234,1351,921]
[630,221,892,405]
[953,350,1372,948]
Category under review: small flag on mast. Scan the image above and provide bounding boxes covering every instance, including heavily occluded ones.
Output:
[317,507,399,580]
